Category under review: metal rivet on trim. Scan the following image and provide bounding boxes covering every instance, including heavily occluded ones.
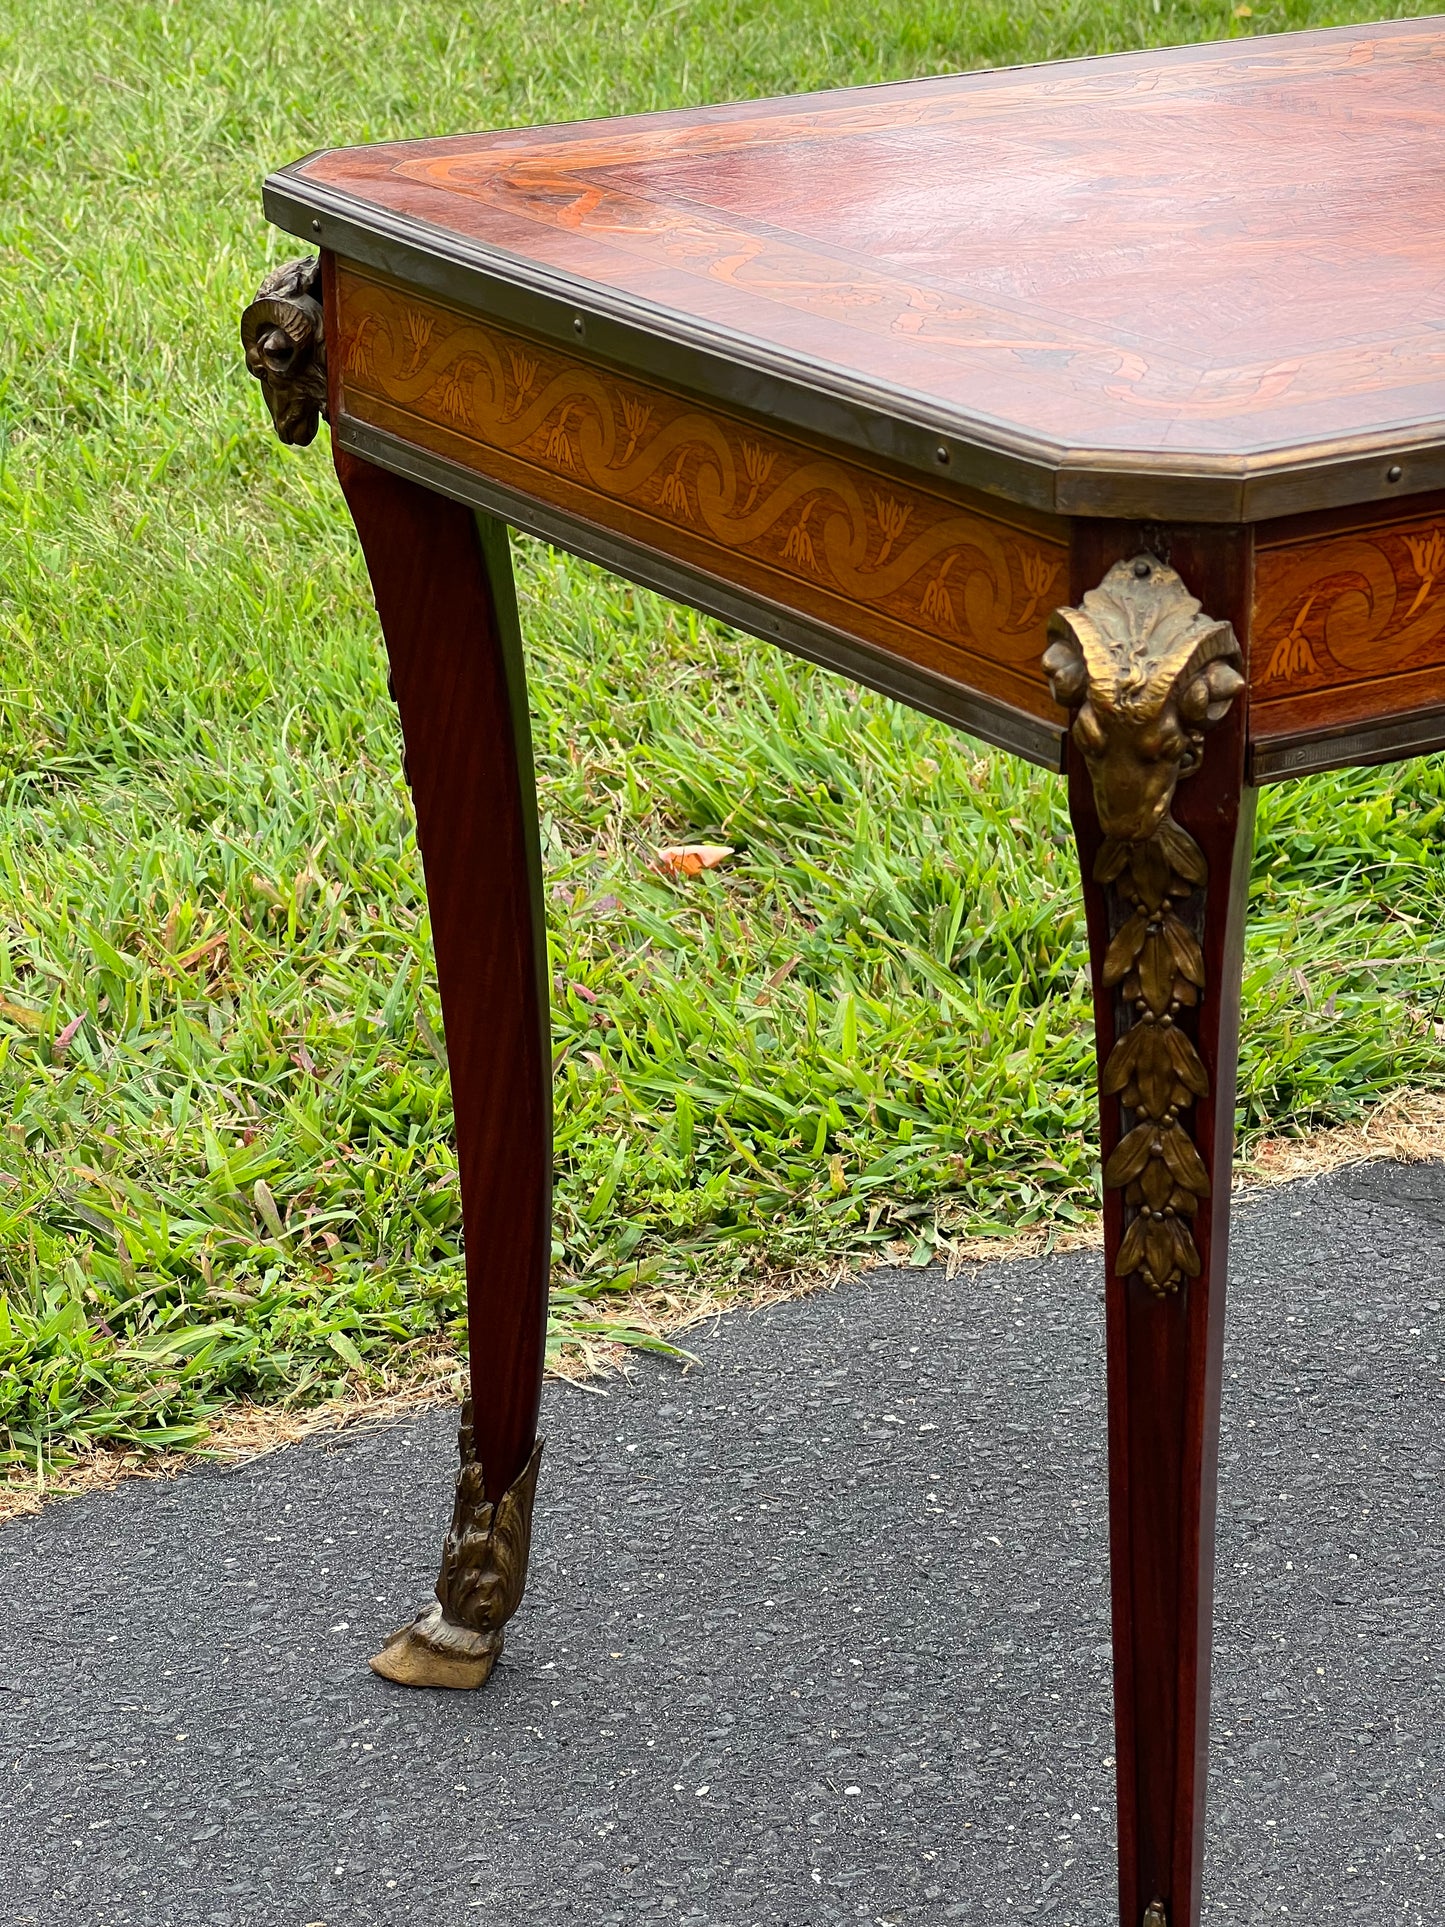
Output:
[311,219,321,234]
[935,445,950,465]
[573,315,585,337]
[1387,464,1403,483]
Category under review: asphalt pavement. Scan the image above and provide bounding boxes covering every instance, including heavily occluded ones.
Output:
[2,1162,1443,1926]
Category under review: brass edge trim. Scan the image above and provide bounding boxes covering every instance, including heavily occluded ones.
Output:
[1055,431,1445,524]
[267,176,1059,514]
[1249,705,1445,783]
[335,412,1067,771]
[266,176,1445,524]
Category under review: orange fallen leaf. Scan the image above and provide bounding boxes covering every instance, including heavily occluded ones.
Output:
[0,995,43,1033]
[653,843,735,878]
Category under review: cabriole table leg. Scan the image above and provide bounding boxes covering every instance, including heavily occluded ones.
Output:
[334,453,552,1691]
[1046,529,1255,1926]
[243,258,552,1691]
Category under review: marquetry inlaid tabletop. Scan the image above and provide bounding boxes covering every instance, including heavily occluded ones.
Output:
[273,20,1445,502]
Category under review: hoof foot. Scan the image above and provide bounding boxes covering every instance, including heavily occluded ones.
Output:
[369,1600,503,1691]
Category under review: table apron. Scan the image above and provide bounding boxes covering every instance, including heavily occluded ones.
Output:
[328,260,1079,768]
[334,411,1067,770]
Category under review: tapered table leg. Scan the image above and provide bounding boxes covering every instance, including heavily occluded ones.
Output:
[334,449,552,1691]
[1046,529,1255,1926]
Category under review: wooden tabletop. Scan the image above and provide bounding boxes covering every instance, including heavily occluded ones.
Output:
[270,20,1445,519]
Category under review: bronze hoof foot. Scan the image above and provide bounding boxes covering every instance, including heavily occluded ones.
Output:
[369,1600,504,1691]
[368,1410,543,1691]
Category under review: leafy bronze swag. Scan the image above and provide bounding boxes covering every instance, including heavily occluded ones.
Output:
[1044,556,1244,1296]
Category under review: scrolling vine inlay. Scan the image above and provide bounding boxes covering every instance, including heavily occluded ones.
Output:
[333,269,1067,720]
[1252,507,1445,740]
[1044,558,1243,1297]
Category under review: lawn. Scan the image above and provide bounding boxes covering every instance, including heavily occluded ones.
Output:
[2,0,1443,1477]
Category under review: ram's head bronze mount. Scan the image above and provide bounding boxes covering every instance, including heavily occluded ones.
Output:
[241,255,328,446]
[1044,556,1245,1298]
[1043,555,1244,844]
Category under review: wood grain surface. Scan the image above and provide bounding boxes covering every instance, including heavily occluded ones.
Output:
[332,440,552,1509]
[334,265,1070,722]
[298,22,1445,468]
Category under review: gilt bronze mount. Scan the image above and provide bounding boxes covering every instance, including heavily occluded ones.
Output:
[1044,556,1244,1296]
[370,1401,544,1691]
[241,255,327,447]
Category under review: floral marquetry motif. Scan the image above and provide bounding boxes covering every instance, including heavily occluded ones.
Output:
[1045,557,1244,1297]
[332,268,1069,723]
[1253,507,1445,742]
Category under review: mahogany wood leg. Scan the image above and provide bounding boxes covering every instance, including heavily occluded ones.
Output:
[1047,526,1255,1926]
[334,450,551,1691]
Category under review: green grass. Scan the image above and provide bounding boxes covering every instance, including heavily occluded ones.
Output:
[1,0,1443,1476]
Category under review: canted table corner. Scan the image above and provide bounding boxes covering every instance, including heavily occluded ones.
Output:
[240,20,1445,1923]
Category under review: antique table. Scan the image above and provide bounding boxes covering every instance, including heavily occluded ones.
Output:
[242,20,1445,1924]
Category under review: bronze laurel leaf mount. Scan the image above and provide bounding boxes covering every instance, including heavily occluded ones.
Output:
[370,1400,544,1690]
[241,255,327,446]
[1044,555,1245,1298]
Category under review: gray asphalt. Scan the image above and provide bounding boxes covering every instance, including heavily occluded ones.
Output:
[2,1163,1443,1927]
